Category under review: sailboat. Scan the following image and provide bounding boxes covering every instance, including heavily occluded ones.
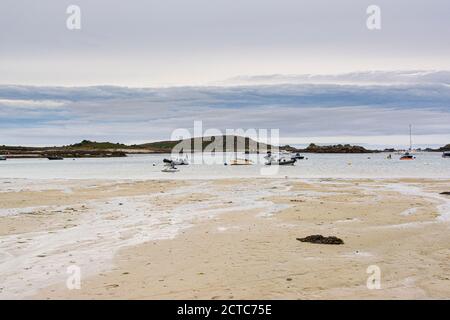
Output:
[400,124,415,160]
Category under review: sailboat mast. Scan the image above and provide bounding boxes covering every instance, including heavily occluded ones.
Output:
[409,124,412,151]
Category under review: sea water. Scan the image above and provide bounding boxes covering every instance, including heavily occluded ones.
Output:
[0,152,449,180]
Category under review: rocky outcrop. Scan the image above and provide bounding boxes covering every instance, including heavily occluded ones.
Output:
[300,143,375,153]
[437,144,450,152]
[296,235,344,245]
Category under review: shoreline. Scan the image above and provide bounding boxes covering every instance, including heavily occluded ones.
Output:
[0,177,449,299]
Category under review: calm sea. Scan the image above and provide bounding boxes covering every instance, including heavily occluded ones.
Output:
[0,152,449,180]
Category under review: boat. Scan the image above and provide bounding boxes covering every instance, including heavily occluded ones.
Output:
[172,157,189,165]
[399,152,415,160]
[265,157,296,166]
[161,162,179,172]
[443,151,450,158]
[400,125,416,160]
[291,152,305,160]
[230,158,253,165]
[47,156,64,160]
[0,156,6,161]
[163,156,189,165]
[278,157,296,166]
[265,152,296,166]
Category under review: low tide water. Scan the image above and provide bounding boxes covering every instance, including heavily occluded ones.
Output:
[0,152,449,180]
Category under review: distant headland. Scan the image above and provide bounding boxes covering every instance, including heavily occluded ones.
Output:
[0,137,449,158]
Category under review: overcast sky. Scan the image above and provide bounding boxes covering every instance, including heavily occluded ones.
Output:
[1,0,449,86]
[0,1,449,147]
[1,71,450,148]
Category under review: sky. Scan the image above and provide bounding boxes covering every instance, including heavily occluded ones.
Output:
[0,1,449,147]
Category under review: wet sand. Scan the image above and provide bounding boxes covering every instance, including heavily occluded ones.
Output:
[0,178,449,299]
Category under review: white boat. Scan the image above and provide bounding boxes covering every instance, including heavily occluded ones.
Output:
[265,152,296,166]
[0,156,6,161]
[267,150,304,161]
[172,158,189,165]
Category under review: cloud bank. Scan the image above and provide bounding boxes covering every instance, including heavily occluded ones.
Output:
[1,71,449,148]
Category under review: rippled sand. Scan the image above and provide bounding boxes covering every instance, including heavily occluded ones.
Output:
[0,178,449,299]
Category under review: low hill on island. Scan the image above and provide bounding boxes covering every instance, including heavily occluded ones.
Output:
[0,137,398,158]
[437,144,450,151]
[0,136,272,158]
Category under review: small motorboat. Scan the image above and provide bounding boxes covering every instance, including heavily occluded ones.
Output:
[442,151,450,158]
[265,155,296,166]
[172,158,189,165]
[230,158,253,165]
[163,157,189,165]
[278,157,296,166]
[47,156,64,160]
[291,152,305,160]
[0,156,6,161]
[161,162,179,172]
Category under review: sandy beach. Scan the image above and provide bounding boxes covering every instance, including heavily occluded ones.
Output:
[0,177,449,299]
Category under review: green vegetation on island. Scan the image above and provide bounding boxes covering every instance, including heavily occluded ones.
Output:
[1,138,449,158]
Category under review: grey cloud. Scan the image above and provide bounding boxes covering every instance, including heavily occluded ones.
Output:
[222,71,450,86]
[0,74,450,146]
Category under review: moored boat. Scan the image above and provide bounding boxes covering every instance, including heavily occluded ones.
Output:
[291,152,305,160]
[265,152,296,166]
[230,158,253,165]
[47,156,64,160]
[278,157,296,165]
[163,155,189,165]
[443,151,450,158]
[0,156,6,161]
[400,152,415,160]
[161,161,179,172]
[400,125,415,160]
